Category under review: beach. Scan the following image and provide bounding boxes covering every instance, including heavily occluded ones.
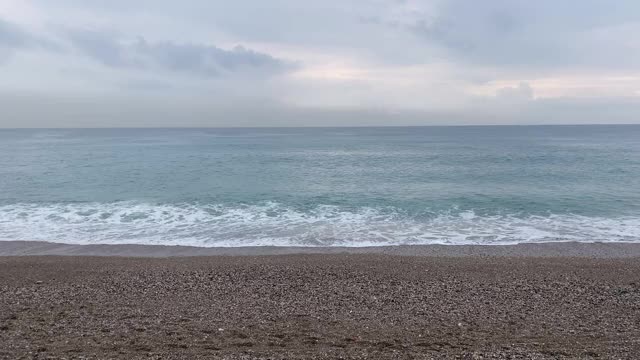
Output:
[1,242,639,359]
[3,0,640,356]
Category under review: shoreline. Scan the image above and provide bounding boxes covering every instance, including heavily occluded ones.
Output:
[2,240,640,258]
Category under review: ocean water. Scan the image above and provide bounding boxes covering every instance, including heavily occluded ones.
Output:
[1,125,639,247]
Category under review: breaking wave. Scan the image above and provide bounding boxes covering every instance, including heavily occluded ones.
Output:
[1,202,639,247]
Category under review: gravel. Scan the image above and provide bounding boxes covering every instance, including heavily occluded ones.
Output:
[1,254,639,359]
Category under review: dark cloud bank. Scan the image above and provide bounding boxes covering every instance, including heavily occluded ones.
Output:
[66,29,293,77]
[0,17,292,77]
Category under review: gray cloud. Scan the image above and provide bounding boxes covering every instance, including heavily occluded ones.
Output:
[66,29,294,77]
[0,19,31,48]
[408,0,640,69]
[0,18,62,50]
[0,18,67,66]
[31,0,432,66]
[0,16,293,77]
[0,18,55,63]
[23,1,640,70]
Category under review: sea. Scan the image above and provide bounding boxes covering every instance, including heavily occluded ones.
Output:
[1,125,639,247]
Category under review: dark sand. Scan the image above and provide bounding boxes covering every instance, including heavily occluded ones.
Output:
[4,240,640,258]
[1,242,640,359]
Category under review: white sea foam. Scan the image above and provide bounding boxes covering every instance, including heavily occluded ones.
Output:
[1,202,640,247]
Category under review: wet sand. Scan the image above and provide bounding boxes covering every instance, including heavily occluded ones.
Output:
[4,240,640,258]
[1,242,640,359]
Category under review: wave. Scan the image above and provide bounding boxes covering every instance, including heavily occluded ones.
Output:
[0,202,639,247]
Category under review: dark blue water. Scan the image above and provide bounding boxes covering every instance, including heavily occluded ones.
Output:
[1,125,639,246]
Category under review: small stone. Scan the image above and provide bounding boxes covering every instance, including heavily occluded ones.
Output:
[35,281,43,285]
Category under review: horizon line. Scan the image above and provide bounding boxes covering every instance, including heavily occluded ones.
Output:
[1,123,640,130]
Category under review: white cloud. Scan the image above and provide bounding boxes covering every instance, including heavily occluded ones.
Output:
[496,82,534,101]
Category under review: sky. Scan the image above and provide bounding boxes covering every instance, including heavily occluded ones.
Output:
[1,0,640,127]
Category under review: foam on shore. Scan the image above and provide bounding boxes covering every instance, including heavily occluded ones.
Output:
[2,202,640,247]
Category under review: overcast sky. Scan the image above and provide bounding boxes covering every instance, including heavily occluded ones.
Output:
[1,0,640,127]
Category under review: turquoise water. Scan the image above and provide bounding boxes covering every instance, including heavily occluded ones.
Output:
[1,125,639,246]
